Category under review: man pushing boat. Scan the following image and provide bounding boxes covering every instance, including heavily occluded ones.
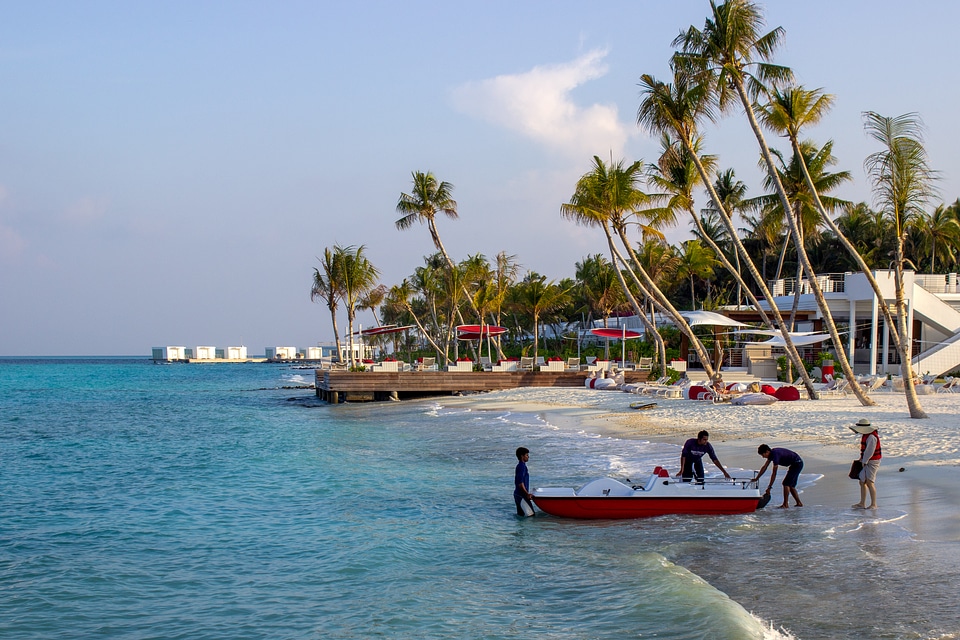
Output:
[677,430,732,483]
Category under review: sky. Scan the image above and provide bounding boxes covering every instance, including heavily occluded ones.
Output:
[2,1,959,356]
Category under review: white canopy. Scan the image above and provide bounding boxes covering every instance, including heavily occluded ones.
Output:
[753,333,832,347]
[680,310,750,328]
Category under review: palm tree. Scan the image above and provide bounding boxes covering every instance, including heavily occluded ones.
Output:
[560,156,700,376]
[576,254,626,359]
[310,247,344,362]
[396,171,459,270]
[510,272,570,363]
[864,111,939,419]
[335,245,381,367]
[914,205,960,272]
[676,240,717,308]
[637,69,816,395]
[703,168,749,307]
[673,0,871,405]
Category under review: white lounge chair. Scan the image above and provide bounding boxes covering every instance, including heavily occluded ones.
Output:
[479,356,493,372]
[416,357,437,372]
[565,357,581,372]
[519,357,535,371]
[637,357,653,371]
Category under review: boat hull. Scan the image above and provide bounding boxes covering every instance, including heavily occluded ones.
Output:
[532,474,761,519]
[532,495,760,519]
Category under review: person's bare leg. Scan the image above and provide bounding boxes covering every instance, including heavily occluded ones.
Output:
[778,485,790,508]
[853,482,866,509]
[790,487,803,507]
[865,480,877,509]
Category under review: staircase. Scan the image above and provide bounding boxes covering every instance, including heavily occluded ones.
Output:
[911,281,960,376]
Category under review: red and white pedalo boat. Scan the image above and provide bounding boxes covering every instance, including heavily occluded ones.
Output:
[532,466,764,519]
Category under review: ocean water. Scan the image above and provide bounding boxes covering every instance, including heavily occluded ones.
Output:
[1,358,957,639]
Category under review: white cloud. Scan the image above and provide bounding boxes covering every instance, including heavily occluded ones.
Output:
[451,49,632,159]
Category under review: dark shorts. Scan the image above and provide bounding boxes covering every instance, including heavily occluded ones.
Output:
[782,459,803,488]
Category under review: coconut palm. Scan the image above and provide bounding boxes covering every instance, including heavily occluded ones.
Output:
[396,171,459,270]
[702,169,749,307]
[310,247,345,362]
[637,69,816,395]
[576,254,627,360]
[914,205,960,272]
[509,272,571,363]
[673,0,871,405]
[335,245,381,367]
[676,240,717,308]
[560,156,701,376]
[864,111,939,419]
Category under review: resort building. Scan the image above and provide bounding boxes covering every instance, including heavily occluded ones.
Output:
[265,346,298,360]
[761,270,960,377]
[152,346,187,361]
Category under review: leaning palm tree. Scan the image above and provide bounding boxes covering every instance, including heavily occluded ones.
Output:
[396,171,459,270]
[674,0,872,406]
[637,69,816,396]
[560,156,711,377]
[337,244,381,367]
[864,111,939,419]
[310,247,344,362]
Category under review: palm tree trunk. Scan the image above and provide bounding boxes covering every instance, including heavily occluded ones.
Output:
[329,306,343,363]
[732,78,872,406]
[608,248,666,372]
[895,239,929,417]
[675,132,818,397]
[606,224,717,380]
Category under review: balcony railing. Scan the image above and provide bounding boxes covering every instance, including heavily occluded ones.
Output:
[768,273,846,296]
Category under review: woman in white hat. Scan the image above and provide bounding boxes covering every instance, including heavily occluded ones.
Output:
[850,419,881,509]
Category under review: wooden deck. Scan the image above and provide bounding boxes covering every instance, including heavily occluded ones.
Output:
[315,369,650,402]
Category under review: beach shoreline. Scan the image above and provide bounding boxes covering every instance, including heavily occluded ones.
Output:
[441,388,960,543]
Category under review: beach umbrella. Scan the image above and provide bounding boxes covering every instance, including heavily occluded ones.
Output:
[590,326,643,363]
[457,325,507,361]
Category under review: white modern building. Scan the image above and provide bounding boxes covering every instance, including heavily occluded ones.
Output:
[761,270,960,377]
[265,346,298,360]
[194,346,217,360]
[152,346,187,361]
[224,345,248,360]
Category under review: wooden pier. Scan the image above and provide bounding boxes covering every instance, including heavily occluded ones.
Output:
[315,369,651,403]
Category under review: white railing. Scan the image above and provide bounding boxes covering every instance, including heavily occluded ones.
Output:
[768,273,846,296]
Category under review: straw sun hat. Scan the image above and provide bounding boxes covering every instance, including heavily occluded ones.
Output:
[849,418,876,434]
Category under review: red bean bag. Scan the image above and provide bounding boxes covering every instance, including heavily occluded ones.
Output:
[774,386,801,401]
[761,384,778,396]
[688,385,711,400]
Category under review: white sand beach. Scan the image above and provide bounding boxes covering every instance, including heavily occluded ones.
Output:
[445,387,960,542]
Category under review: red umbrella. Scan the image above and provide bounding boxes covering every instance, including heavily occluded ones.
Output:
[590,326,643,363]
[590,327,642,339]
[456,325,507,336]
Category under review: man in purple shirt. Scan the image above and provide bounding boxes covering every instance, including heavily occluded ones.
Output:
[753,444,804,509]
[678,430,731,482]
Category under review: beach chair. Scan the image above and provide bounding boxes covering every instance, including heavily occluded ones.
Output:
[479,356,493,372]
[820,378,849,397]
[535,356,546,369]
[864,376,887,394]
[565,357,581,372]
[519,357,535,371]
[638,357,653,371]
[416,357,437,372]
[935,376,960,392]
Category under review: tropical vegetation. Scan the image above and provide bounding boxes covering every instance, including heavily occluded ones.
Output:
[310,1,959,417]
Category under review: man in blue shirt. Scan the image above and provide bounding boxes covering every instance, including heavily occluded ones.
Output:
[753,444,804,508]
[678,430,731,482]
[514,447,535,516]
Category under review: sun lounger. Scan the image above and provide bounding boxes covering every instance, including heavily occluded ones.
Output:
[519,357,535,371]
[565,357,581,372]
[415,357,437,372]
[479,356,493,372]
[637,357,653,371]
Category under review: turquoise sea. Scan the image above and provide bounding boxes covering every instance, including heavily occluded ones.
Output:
[1,358,957,639]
